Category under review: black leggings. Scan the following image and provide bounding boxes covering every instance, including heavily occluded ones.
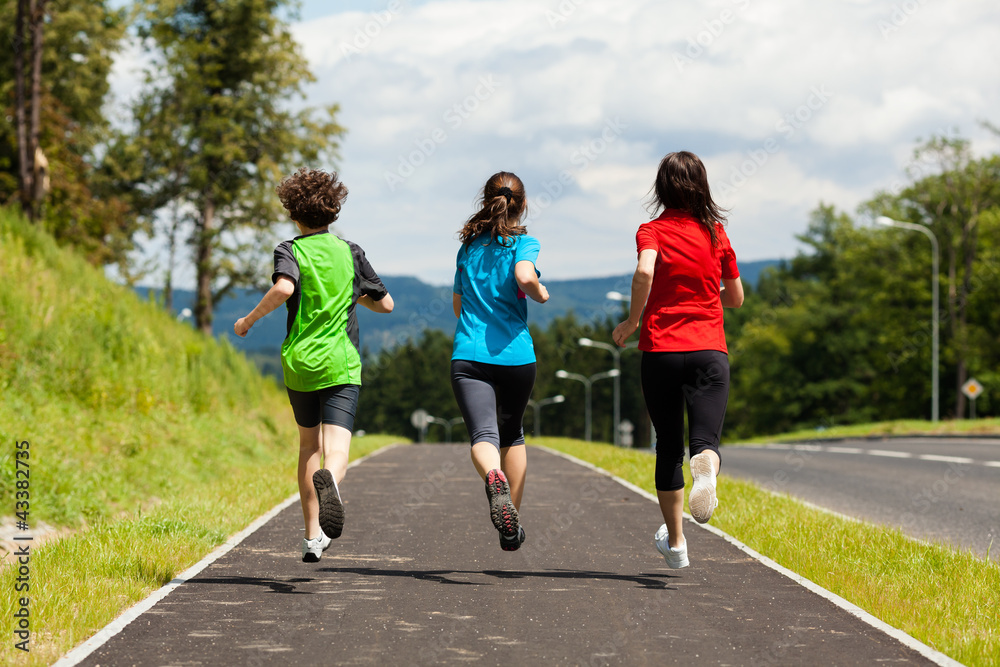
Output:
[451,359,536,451]
[641,350,729,492]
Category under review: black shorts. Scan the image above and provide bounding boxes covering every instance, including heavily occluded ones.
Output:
[286,384,360,430]
[451,359,536,451]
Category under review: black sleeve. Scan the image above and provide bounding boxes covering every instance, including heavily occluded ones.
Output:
[272,241,299,285]
[349,242,389,301]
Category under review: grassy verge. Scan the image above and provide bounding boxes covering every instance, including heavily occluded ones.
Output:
[0,423,403,666]
[531,436,999,667]
[0,206,409,664]
[739,417,1000,444]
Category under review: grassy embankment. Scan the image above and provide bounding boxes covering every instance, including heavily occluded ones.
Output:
[741,418,1000,443]
[0,209,404,665]
[532,436,999,667]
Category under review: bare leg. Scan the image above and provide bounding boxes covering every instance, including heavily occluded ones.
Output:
[657,489,685,549]
[470,441,502,480]
[321,423,352,484]
[500,445,527,511]
[297,424,322,540]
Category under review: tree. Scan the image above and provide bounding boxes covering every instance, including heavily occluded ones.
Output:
[864,136,1000,417]
[11,0,47,220]
[131,0,345,333]
[1,0,138,266]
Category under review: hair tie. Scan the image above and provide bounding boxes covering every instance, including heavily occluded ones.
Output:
[497,186,513,203]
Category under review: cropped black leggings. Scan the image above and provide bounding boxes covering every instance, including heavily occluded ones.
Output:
[641,350,729,492]
[451,359,536,452]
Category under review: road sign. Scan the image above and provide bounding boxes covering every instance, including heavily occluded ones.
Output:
[961,378,983,400]
[961,379,984,419]
[410,409,431,429]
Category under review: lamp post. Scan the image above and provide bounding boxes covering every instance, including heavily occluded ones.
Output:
[526,395,565,437]
[555,369,620,442]
[578,337,624,446]
[426,416,465,443]
[605,290,648,446]
[876,216,940,422]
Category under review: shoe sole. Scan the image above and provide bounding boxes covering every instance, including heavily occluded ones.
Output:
[688,454,717,524]
[485,470,519,540]
[314,469,345,539]
[302,552,320,563]
[500,526,526,552]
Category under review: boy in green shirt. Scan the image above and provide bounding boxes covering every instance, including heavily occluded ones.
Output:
[235,169,394,562]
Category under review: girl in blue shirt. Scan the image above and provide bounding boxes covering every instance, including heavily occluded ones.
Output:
[451,171,549,551]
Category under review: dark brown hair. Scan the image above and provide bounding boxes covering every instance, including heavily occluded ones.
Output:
[458,171,528,246]
[645,151,727,246]
[276,168,348,229]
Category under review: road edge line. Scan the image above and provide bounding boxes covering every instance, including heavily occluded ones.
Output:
[535,445,964,667]
[54,442,406,667]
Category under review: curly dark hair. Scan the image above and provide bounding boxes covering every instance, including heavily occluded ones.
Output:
[645,151,727,246]
[276,168,348,229]
[458,171,527,246]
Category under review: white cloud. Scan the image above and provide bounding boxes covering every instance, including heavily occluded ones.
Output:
[121,0,1000,287]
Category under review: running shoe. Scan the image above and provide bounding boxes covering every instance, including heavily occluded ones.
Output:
[301,532,332,563]
[313,468,345,539]
[688,452,719,524]
[500,525,526,552]
[484,469,519,540]
[654,523,689,569]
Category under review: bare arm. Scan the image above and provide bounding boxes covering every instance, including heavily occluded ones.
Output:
[514,260,549,303]
[453,293,462,318]
[611,249,657,346]
[234,277,295,337]
[721,277,744,308]
[359,292,394,313]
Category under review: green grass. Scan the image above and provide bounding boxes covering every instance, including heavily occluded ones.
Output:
[739,417,1000,444]
[532,436,999,667]
[0,208,408,664]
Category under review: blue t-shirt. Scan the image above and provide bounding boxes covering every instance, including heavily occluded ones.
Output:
[452,233,541,365]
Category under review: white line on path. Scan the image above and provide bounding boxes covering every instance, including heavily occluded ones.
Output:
[747,442,999,468]
[868,449,913,458]
[55,443,404,667]
[537,445,964,667]
[918,454,975,464]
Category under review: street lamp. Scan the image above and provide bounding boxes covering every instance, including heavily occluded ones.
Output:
[526,395,565,437]
[426,416,465,443]
[555,368,620,442]
[876,215,940,422]
[579,337,626,446]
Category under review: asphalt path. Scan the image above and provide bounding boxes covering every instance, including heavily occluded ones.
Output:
[70,444,948,666]
[721,437,1000,562]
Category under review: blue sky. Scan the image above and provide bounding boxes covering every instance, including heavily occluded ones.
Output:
[113,0,1000,287]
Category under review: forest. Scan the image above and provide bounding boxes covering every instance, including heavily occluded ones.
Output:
[4,1,999,443]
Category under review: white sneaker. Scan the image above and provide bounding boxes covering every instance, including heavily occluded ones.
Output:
[654,524,689,569]
[689,452,719,524]
[301,532,332,563]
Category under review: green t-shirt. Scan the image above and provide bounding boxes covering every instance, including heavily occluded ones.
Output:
[272,230,388,391]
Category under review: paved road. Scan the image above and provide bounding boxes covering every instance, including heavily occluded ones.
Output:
[722,437,1000,562]
[76,444,945,666]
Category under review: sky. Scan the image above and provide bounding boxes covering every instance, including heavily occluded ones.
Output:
[112,0,1000,288]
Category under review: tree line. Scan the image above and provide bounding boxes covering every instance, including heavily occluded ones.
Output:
[3,4,998,440]
[360,136,1000,441]
[1,0,341,334]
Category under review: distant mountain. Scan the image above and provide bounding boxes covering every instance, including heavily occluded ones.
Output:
[135,259,780,357]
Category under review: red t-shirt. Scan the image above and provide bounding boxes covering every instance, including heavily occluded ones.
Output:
[636,210,740,353]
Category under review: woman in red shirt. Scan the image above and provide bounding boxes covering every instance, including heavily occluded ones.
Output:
[612,151,744,569]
